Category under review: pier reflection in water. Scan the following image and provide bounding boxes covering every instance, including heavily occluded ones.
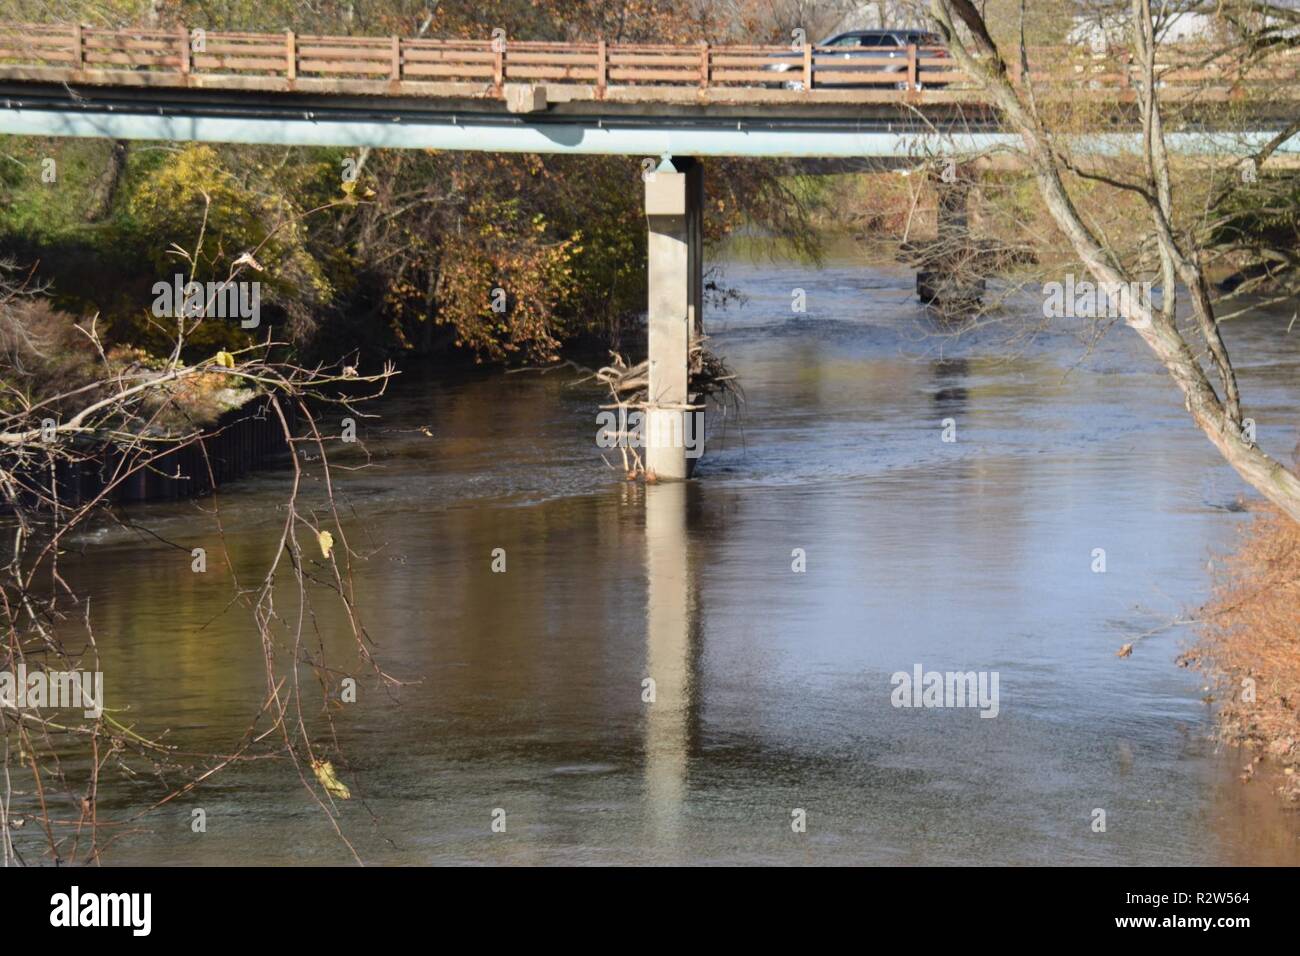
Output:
[644,481,696,848]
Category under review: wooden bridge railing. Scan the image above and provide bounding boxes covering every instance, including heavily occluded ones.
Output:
[0,23,1297,102]
[0,23,958,95]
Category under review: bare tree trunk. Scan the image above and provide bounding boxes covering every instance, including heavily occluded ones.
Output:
[84,140,127,223]
[929,0,1300,524]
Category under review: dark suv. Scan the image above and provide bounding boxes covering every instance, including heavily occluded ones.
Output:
[768,28,949,89]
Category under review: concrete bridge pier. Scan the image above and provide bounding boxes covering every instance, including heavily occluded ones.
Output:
[915,166,986,314]
[644,156,704,480]
[936,173,971,242]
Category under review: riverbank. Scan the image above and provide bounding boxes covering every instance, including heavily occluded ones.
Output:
[0,294,294,508]
[1189,507,1300,801]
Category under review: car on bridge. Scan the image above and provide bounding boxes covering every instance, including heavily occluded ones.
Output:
[768,28,950,90]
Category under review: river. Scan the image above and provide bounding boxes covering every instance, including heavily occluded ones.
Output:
[68,243,1300,864]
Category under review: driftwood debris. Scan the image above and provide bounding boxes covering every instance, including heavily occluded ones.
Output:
[584,340,740,480]
[507,341,742,479]
[593,338,737,403]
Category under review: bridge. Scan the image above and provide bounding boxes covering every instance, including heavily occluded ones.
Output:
[2,22,1298,157]
[3,21,1299,478]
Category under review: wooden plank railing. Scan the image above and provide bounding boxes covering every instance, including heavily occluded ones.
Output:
[0,22,1296,103]
[0,22,966,96]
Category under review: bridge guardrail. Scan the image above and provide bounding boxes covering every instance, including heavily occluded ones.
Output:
[0,23,1296,104]
[0,24,968,97]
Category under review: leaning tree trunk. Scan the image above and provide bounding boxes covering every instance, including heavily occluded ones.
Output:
[930,0,1300,524]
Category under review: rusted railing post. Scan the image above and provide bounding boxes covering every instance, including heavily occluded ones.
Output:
[596,38,607,97]
[907,43,917,90]
[492,36,505,93]
[390,35,401,81]
[803,42,813,90]
[699,41,709,89]
[285,30,296,81]
[179,26,190,75]
[72,22,84,71]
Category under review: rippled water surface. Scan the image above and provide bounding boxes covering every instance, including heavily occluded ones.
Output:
[73,247,1300,864]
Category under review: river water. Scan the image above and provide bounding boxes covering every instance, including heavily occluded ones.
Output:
[69,244,1300,865]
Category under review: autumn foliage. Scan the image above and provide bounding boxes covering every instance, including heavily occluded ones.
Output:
[1190,509,1300,799]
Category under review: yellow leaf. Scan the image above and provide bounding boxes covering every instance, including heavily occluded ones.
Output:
[311,759,351,799]
[318,530,334,559]
[214,351,235,368]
